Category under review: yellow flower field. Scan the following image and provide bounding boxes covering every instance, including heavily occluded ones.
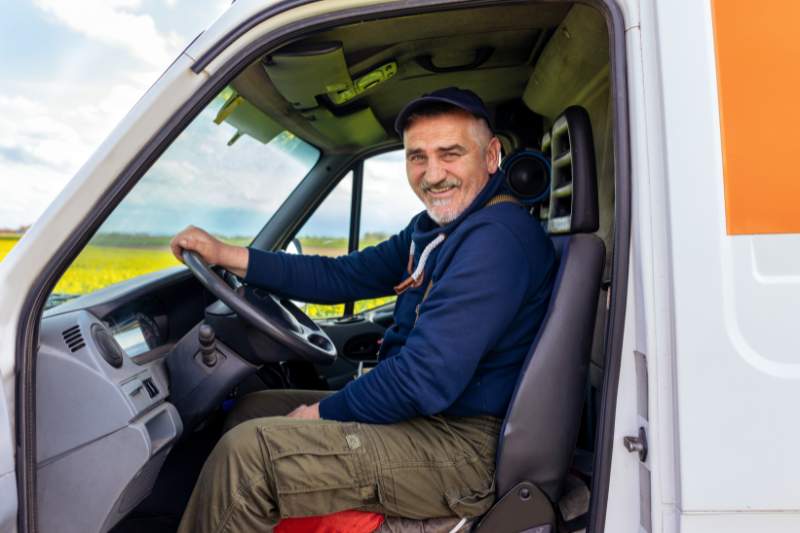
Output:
[0,237,15,261]
[54,245,180,295]
[1,234,180,295]
[0,235,393,318]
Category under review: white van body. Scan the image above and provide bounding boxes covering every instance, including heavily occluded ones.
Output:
[1,0,798,531]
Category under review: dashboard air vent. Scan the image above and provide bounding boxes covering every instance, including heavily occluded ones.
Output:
[62,325,85,352]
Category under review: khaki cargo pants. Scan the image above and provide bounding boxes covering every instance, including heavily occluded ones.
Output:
[177,390,501,533]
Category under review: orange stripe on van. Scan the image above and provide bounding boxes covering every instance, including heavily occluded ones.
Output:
[712,0,800,234]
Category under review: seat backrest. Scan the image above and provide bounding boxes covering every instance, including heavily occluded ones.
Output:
[494,106,605,502]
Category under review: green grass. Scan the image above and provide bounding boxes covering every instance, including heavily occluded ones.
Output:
[90,232,251,248]
[295,233,395,316]
[0,234,395,318]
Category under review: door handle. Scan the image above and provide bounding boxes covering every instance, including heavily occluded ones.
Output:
[623,426,648,462]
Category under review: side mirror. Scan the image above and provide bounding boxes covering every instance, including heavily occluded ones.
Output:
[285,238,303,255]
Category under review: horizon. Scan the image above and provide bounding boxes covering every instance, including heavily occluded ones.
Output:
[0,229,393,240]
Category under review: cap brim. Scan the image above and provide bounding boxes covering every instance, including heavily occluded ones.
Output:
[394,95,492,135]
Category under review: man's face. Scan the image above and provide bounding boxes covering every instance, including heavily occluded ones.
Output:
[404,112,501,225]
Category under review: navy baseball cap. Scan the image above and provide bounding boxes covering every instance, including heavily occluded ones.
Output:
[394,87,493,135]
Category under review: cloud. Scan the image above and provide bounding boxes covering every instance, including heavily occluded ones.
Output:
[0,146,54,168]
[0,84,143,228]
[33,0,183,68]
[0,95,83,172]
[0,157,71,229]
[361,152,424,233]
[0,0,233,230]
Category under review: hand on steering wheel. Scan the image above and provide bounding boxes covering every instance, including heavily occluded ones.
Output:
[182,250,337,365]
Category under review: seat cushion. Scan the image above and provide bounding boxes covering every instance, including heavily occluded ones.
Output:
[275,512,471,533]
[275,510,384,533]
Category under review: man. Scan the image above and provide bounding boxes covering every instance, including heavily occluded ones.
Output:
[173,87,556,532]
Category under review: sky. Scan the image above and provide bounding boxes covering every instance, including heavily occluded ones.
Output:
[0,0,423,238]
[0,0,231,230]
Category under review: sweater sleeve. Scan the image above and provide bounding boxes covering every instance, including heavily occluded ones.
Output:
[243,224,412,303]
[319,222,542,423]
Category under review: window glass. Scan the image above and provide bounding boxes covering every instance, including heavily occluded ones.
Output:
[356,150,422,313]
[48,88,319,309]
[294,173,353,318]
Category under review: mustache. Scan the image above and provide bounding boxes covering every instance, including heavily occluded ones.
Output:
[421,178,461,192]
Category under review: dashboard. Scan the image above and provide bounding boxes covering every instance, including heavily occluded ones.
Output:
[35,268,208,533]
[33,265,387,533]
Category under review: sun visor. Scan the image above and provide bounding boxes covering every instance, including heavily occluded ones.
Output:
[265,42,352,110]
[522,4,608,119]
[302,107,387,147]
[214,93,283,145]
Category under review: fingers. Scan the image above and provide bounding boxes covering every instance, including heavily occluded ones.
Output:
[286,404,306,418]
[170,225,193,263]
[169,227,186,263]
[170,226,249,273]
[286,403,320,420]
[170,225,216,264]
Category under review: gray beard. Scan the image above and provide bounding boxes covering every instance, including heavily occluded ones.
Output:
[427,207,460,226]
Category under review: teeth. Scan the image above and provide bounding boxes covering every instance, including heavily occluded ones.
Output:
[422,180,459,194]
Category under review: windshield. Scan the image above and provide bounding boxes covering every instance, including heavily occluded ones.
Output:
[48,88,320,309]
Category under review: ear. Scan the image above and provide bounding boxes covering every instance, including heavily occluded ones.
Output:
[485,136,502,173]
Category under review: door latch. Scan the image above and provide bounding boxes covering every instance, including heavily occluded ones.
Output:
[623,427,648,462]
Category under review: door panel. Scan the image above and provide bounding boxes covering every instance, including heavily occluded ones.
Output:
[0,373,18,531]
[319,317,385,389]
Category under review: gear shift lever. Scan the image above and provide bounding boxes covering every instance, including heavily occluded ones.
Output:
[198,324,218,367]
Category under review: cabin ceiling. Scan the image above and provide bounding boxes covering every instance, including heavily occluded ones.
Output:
[229,3,577,152]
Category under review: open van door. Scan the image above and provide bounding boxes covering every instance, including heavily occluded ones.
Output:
[0,371,18,531]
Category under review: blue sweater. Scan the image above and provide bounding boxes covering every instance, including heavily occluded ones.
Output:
[244,172,556,424]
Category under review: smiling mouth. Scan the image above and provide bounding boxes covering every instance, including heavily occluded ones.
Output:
[422,181,460,196]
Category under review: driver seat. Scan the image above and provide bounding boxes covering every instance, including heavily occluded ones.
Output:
[275,105,604,533]
[475,105,605,532]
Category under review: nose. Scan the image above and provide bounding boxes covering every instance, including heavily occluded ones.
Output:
[424,157,447,184]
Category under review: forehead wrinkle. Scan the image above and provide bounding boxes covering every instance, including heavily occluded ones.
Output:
[436,144,467,153]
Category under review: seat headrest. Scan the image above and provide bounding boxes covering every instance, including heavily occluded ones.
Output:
[542,106,599,235]
[501,149,551,205]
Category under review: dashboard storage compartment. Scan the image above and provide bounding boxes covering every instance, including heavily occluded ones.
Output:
[37,403,182,533]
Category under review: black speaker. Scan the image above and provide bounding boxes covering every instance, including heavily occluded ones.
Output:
[501,150,551,205]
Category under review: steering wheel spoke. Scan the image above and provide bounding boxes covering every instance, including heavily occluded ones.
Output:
[182,250,337,365]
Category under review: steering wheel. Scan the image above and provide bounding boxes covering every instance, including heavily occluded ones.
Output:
[182,250,337,364]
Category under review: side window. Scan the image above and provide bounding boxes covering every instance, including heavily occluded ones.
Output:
[292,150,420,319]
[293,173,353,318]
[355,151,421,313]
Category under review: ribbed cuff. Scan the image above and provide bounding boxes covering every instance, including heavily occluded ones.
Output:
[318,390,355,421]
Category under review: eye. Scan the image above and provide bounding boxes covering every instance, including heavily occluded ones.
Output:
[442,151,460,161]
[408,153,425,163]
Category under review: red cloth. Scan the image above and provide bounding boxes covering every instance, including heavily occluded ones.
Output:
[275,510,384,533]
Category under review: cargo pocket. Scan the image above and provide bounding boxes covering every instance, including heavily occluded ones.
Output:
[259,422,378,518]
[445,479,496,518]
